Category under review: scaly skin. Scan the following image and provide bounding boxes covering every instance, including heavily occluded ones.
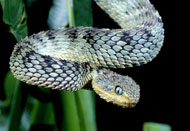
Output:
[9,0,164,108]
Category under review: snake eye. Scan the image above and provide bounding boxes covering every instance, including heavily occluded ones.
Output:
[115,85,123,95]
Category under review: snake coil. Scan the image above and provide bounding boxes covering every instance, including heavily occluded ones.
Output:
[10,0,164,108]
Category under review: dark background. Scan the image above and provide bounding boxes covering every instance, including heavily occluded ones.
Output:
[0,0,185,130]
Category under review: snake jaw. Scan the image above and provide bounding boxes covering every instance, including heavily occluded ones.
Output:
[92,69,140,108]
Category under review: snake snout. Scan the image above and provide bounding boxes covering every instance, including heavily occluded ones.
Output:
[92,69,140,108]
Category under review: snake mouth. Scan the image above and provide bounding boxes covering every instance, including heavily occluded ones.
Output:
[121,98,140,108]
[110,94,140,108]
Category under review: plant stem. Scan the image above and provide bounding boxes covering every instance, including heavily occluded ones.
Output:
[8,83,28,131]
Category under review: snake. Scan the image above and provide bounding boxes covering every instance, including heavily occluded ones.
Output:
[9,0,164,108]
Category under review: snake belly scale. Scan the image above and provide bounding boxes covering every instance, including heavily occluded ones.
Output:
[10,0,164,108]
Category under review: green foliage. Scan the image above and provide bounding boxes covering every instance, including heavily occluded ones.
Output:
[74,90,96,131]
[30,100,55,126]
[7,83,29,131]
[1,0,28,41]
[4,71,20,107]
[143,122,172,131]
[53,91,81,131]
[73,0,93,26]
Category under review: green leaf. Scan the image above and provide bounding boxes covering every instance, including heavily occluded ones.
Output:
[51,90,81,131]
[51,90,96,131]
[4,71,20,106]
[2,0,28,41]
[75,90,96,131]
[7,83,29,131]
[143,122,172,131]
[0,0,5,9]
[10,13,28,41]
[73,0,93,26]
[2,0,24,26]
[30,100,55,126]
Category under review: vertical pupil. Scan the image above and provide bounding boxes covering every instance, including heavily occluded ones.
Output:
[115,86,123,95]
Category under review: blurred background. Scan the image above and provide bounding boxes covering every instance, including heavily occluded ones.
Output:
[0,0,183,130]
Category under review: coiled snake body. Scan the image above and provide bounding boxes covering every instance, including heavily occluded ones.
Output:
[10,0,164,108]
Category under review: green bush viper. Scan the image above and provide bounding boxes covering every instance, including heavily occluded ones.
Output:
[10,0,164,108]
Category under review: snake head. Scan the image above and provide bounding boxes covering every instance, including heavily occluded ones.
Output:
[92,69,140,108]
